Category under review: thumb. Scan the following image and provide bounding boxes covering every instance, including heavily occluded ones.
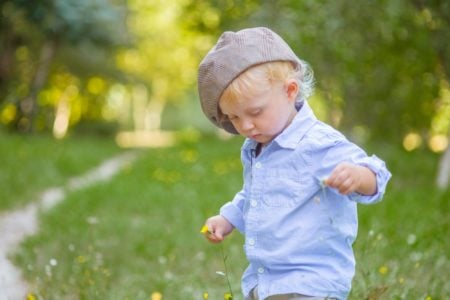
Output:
[206,225,224,243]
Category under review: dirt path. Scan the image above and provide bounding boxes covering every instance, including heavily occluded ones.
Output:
[0,152,138,300]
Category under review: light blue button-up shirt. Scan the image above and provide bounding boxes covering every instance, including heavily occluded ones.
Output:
[220,102,391,300]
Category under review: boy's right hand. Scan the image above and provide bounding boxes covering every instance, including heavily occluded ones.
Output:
[202,215,234,243]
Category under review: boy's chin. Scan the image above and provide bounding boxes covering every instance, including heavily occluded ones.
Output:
[251,135,273,145]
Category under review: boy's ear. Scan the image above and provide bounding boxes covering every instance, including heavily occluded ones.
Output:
[285,79,299,101]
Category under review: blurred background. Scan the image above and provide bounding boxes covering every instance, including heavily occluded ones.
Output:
[1,0,448,151]
[1,1,449,299]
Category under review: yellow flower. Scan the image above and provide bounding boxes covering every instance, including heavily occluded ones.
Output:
[203,292,209,299]
[76,255,86,264]
[224,292,233,300]
[200,225,210,234]
[180,150,198,163]
[26,294,36,300]
[378,265,388,275]
[151,292,162,300]
[425,297,432,300]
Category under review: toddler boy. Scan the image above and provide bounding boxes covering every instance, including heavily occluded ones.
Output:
[198,27,391,300]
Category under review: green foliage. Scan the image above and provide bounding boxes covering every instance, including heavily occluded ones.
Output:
[0,0,128,132]
[11,0,127,45]
[12,136,450,299]
[226,0,449,141]
[0,0,449,143]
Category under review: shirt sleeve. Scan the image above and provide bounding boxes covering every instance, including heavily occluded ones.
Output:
[220,189,246,233]
[304,126,392,205]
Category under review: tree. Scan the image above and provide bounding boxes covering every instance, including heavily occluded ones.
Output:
[0,0,128,132]
[409,0,450,188]
[114,0,225,132]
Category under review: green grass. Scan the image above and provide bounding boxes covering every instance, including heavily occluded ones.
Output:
[351,143,450,299]
[0,132,122,211]
[10,135,450,299]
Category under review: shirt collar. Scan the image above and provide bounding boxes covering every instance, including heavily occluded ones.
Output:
[242,101,318,151]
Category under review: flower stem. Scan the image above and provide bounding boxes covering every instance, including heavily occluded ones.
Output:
[220,244,233,299]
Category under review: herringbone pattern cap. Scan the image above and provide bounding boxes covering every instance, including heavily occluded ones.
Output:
[198,27,301,134]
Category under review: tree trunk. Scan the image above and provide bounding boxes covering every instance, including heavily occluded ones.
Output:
[16,39,57,133]
[436,134,450,189]
[0,42,16,86]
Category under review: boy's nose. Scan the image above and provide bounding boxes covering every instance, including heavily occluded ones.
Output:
[241,119,253,130]
[240,119,254,131]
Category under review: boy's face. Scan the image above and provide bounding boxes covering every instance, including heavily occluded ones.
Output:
[220,80,298,145]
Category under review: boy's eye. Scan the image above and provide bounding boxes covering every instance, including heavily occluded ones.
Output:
[250,109,262,116]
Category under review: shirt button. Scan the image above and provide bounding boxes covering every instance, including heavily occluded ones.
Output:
[255,162,262,169]
[257,267,265,274]
[251,200,257,207]
[248,238,255,245]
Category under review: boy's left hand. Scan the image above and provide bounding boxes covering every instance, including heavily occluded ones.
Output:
[325,162,377,196]
[325,162,363,195]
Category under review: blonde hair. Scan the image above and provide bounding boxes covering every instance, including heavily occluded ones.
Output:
[220,60,314,108]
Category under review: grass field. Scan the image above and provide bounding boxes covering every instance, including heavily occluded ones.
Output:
[0,132,122,211]
[4,133,449,299]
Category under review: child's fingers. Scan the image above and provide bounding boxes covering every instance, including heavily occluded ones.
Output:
[325,166,344,186]
[336,178,354,194]
[208,235,223,243]
[324,173,340,188]
[206,230,224,243]
[201,223,224,243]
[325,168,359,195]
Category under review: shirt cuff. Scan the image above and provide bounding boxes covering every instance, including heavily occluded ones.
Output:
[220,202,245,233]
[349,155,392,204]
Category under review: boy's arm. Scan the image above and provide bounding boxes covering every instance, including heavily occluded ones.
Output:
[202,189,246,243]
[304,127,391,204]
[219,189,246,233]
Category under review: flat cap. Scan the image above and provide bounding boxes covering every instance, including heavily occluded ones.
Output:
[198,27,301,134]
